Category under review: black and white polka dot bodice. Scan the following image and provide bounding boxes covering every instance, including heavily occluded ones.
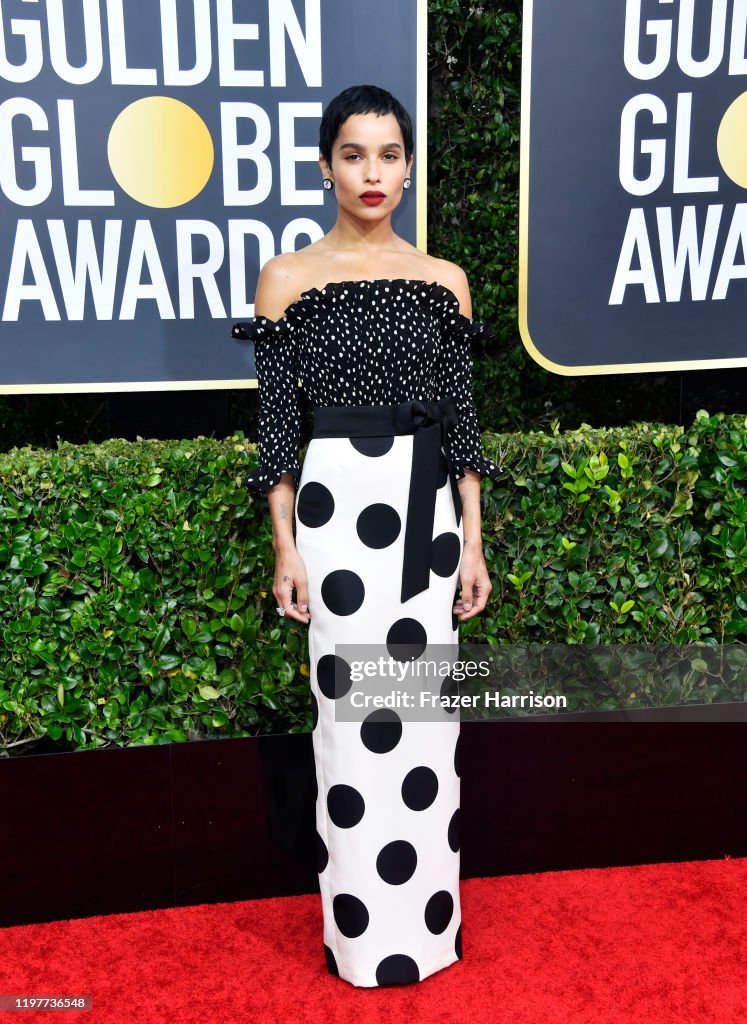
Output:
[232,278,502,492]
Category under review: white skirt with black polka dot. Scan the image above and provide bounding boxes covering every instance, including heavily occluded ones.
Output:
[295,431,464,988]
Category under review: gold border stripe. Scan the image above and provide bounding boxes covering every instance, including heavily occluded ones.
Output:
[0,379,259,395]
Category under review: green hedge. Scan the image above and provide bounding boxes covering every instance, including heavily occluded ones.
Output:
[1,410,745,754]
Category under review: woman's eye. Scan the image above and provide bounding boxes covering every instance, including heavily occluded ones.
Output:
[343,153,399,162]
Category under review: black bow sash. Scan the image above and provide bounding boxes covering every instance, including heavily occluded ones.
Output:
[311,398,463,603]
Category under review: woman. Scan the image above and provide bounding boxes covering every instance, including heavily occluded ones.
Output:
[233,85,501,987]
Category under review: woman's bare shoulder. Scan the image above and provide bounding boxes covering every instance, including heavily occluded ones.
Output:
[254,252,325,320]
[422,255,472,317]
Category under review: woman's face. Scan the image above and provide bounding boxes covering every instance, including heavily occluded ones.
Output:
[320,111,413,221]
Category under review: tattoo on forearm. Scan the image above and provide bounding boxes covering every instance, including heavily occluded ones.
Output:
[279,503,288,519]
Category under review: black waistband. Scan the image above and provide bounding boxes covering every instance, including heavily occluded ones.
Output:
[312,399,451,439]
[311,399,463,603]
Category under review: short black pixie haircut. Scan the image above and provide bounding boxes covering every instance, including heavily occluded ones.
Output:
[319,84,414,167]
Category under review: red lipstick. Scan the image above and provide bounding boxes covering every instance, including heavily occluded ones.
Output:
[360,191,386,206]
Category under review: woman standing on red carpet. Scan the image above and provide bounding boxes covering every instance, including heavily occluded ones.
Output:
[233,84,500,987]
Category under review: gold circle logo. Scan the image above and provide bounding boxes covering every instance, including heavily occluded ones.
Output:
[717,92,747,191]
[107,96,214,208]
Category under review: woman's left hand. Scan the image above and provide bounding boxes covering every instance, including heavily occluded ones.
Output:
[453,540,491,620]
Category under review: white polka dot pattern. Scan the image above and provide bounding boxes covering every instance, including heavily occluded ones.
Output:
[232,279,502,492]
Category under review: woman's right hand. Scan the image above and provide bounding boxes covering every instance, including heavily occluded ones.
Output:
[273,544,311,624]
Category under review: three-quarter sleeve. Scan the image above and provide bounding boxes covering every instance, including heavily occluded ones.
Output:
[231,316,302,493]
[433,304,502,482]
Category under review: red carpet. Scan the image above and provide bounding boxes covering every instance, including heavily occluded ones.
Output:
[1,857,745,1023]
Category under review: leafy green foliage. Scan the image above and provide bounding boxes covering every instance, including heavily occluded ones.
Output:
[1,414,745,752]
[0,434,312,753]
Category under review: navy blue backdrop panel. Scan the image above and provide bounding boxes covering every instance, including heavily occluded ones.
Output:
[521,0,747,375]
[0,0,422,391]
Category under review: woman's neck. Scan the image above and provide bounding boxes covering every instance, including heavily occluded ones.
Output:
[324,211,402,252]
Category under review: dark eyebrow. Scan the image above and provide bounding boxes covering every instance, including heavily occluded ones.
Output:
[339,142,403,151]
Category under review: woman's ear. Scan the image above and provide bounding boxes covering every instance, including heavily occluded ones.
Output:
[406,154,414,178]
[319,155,332,182]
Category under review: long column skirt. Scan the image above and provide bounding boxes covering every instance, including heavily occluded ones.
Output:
[294,432,464,988]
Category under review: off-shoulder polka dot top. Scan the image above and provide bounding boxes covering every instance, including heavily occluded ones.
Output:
[231,278,502,493]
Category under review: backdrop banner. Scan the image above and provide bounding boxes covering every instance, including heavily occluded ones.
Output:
[0,0,425,392]
[520,0,747,375]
